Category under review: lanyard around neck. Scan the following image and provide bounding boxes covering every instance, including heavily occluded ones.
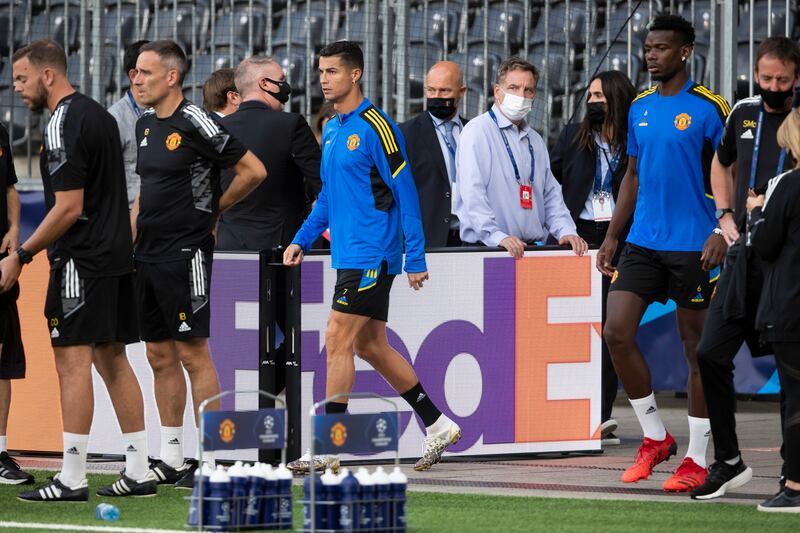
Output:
[127,90,141,117]
[749,105,787,189]
[488,109,534,184]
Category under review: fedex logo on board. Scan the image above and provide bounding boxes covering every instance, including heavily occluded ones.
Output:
[209,252,601,454]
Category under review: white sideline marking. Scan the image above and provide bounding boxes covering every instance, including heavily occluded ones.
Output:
[0,522,186,532]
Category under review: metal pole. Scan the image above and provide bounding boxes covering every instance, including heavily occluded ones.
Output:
[229,0,234,68]
[116,0,122,101]
[482,0,489,114]
[381,0,391,111]
[503,0,510,58]
[267,0,273,54]
[523,0,529,60]
[565,0,572,122]
[442,0,448,59]
[286,0,293,109]
[248,0,254,55]
[365,0,379,101]
[709,0,716,89]
[605,0,611,70]
[767,0,772,38]
[397,0,409,122]
[584,0,591,91]
[719,0,736,104]
[749,0,754,96]
[91,0,102,101]
[305,0,312,117]
[192,2,197,102]
[627,0,632,79]
[543,0,550,143]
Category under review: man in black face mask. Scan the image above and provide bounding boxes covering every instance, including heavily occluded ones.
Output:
[216,55,322,252]
[692,36,800,501]
[400,61,467,247]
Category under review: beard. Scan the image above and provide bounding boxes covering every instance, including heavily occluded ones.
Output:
[25,79,49,112]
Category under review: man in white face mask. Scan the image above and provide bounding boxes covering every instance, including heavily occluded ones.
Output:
[453,57,586,258]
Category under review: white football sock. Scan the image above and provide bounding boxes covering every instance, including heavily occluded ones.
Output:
[629,393,667,441]
[685,416,711,468]
[60,432,89,489]
[0,435,7,454]
[122,430,149,481]
[160,426,184,468]
[724,455,741,466]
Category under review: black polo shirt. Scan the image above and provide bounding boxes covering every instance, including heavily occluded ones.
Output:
[135,99,247,262]
[717,94,794,231]
[40,92,133,276]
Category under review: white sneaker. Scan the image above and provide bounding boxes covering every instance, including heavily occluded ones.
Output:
[600,419,618,438]
[287,451,340,474]
[414,416,461,471]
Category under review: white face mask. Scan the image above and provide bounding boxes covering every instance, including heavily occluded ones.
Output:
[499,89,533,121]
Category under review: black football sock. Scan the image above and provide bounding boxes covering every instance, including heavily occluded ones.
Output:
[400,382,441,427]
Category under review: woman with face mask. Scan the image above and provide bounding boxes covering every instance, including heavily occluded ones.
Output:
[550,70,637,446]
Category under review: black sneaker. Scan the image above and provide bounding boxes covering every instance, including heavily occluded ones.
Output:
[0,451,34,485]
[758,489,800,513]
[601,432,621,446]
[691,460,752,500]
[174,460,198,490]
[96,474,157,497]
[145,459,194,485]
[17,474,89,502]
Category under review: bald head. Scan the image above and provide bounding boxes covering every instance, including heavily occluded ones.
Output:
[235,56,284,98]
[424,61,465,118]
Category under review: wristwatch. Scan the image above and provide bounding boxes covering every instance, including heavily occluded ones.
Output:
[15,246,33,265]
[715,208,734,219]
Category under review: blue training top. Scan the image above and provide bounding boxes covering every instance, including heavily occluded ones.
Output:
[626,79,729,252]
[291,98,427,274]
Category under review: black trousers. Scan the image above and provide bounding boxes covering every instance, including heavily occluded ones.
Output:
[576,219,619,423]
[697,249,786,464]
[773,342,800,482]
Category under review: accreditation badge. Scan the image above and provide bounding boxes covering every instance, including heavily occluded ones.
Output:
[592,191,613,221]
[520,184,533,210]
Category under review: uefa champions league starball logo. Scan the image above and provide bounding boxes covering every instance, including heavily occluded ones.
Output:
[264,415,274,432]
[376,418,387,438]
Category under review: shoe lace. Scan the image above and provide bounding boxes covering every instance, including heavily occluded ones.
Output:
[705,462,731,483]
[1,454,22,470]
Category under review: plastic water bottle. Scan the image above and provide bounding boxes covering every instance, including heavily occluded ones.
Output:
[321,467,341,530]
[207,465,232,530]
[303,473,324,531]
[354,467,375,531]
[371,467,391,531]
[228,461,249,527]
[389,467,408,532]
[186,462,213,527]
[338,468,360,532]
[95,503,120,521]
[261,464,279,528]
[244,463,268,528]
[275,463,294,529]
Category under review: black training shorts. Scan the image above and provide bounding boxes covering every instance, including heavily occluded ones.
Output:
[136,249,212,342]
[609,243,718,310]
[0,281,25,379]
[45,259,139,346]
[331,261,395,322]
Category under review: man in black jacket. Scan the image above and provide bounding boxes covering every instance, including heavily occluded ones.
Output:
[217,56,322,251]
[400,61,466,248]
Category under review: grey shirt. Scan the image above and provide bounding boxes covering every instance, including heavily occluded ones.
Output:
[107,90,142,207]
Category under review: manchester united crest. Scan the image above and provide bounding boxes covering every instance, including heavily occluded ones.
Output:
[219,419,236,443]
[166,132,182,151]
[674,113,692,131]
[347,134,360,151]
[330,422,348,447]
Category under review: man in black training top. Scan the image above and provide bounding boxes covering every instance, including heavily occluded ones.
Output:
[4,39,152,501]
[131,40,266,488]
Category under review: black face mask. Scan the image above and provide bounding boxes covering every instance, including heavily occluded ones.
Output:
[586,102,606,127]
[427,97,458,119]
[262,77,292,104]
[759,86,793,110]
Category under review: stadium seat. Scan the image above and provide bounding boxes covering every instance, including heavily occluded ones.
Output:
[448,44,503,95]
[530,4,587,46]
[273,1,334,48]
[336,10,380,45]
[148,4,211,53]
[528,43,570,93]
[29,11,81,53]
[408,1,462,49]
[403,43,445,100]
[210,7,267,53]
[467,3,525,50]
[678,0,712,45]
[738,1,797,43]
[272,44,310,95]
[0,88,31,146]
[604,7,648,48]
[588,42,643,86]
[103,4,150,49]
